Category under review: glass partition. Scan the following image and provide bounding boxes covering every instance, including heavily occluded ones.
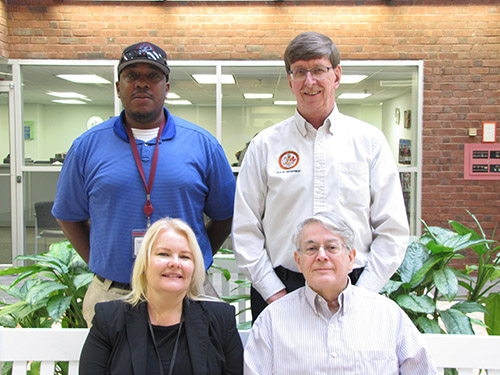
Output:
[21,64,115,165]
[0,88,11,264]
[221,65,295,166]
[164,65,217,135]
[6,59,422,262]
[19,62,116,255]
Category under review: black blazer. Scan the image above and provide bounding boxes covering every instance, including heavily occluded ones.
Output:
[79,298,243,375]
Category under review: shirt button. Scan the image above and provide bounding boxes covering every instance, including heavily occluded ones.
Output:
[332,352,337,358]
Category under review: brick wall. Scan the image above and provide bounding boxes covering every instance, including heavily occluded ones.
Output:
[0,0,7,57]
[3,1,500,244]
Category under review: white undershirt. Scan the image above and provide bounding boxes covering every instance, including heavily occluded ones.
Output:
[131,127,160,142]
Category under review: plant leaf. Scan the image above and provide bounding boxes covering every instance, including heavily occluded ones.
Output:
[396,295,435,314]
[381,280,403,296]
[439,309,474,335]
[449,220,480,239]
[0,265,37,276]
[409,253,449,285]
[433,268,458,302]
[47,295,72,321]
[452,301,489,314]
[415,316,442,334]
[73,273,94,290]
[26,281,67,305]
[221,294,251,304]
[425,226,456,245]
[484,293,500,335]
[0,315,16,328]
[210,264,231,281]
[399,242,429,283]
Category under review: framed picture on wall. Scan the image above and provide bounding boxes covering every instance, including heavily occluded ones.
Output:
[404,110,411,129]
[399,139,411,165]
[482,121,497,143]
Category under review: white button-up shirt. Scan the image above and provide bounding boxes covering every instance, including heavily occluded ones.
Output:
[244,283,437,375]
[232,106,409,300]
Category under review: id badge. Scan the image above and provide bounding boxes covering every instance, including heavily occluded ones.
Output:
[132,229,146,256]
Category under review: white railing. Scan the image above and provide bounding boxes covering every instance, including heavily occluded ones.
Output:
[0,328,499,375]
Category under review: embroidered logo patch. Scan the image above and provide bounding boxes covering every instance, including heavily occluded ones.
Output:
[279,151,299,170]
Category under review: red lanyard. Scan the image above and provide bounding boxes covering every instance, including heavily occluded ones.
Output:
[125,118,166,227]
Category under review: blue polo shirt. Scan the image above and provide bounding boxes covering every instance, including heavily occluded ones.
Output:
[52,109,235,283]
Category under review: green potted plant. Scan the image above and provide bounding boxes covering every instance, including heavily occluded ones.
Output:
[0,240,93,329]
[382,211,499,335]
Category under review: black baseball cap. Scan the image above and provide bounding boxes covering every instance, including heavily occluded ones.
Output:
[118,42,170,76]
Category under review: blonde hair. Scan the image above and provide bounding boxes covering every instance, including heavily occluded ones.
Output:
[126,217,206,306]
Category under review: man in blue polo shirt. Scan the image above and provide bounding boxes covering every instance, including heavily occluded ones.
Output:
[52,42,236,326]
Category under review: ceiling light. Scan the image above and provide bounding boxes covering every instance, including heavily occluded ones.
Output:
[340,75,367,84]
[47,91,89,100]
[51,99,87,104]
[56,74,111,84]
[338,93,372,100]
[380,80,413,87]
[243,93,273,99]
[167,92,180,99]
[274,100,297,105]
[165,100,192,105]
[191,74,235,84]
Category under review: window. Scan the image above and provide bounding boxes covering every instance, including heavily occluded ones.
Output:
[4,59,422,261]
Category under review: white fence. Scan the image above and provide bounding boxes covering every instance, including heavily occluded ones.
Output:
[0,328,500,375]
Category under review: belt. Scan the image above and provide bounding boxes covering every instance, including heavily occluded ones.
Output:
[95,274,131,290]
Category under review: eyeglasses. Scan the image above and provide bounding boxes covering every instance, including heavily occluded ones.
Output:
[288,66,333,81]
[300,241,346,256]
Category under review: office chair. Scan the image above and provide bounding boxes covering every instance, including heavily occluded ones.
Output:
[34,201,66,254]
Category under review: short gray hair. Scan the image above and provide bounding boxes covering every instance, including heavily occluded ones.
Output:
[292,212,355,252]
[284,32,341,74]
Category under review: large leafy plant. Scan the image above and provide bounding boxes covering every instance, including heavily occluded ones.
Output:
[382,211,500,335]
[0,241,93,328]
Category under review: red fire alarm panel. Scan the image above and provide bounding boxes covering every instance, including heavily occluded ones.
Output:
[464,143,500,180]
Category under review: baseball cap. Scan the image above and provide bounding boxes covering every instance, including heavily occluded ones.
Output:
[118,42,170,76]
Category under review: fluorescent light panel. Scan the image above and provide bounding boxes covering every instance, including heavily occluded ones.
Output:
[380,80,413,87]
[57,74,111,84]
[165,99,192,105]
[340,75,367,84]
[338,93,372,100]
[192,74,235,84]
[274,100,297,105]
[51,99,87,104]
[243,93,273,99]
[167,92,180,99]
[47,91,89,100]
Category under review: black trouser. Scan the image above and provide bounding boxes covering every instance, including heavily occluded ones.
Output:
[250,266,364,322]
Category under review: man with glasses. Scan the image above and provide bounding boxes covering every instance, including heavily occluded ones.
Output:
[232,32,409,320]
[244,212,437,375]
[52,42,235,325]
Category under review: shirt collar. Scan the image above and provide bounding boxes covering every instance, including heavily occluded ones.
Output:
[114,107,176,143]
[304,279,353,319]
[293,105,339,137]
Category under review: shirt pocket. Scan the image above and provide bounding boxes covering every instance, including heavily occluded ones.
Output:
[354,348,398,374]
[337,162,370,208]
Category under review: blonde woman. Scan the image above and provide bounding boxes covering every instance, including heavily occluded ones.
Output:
[79,217,243,375]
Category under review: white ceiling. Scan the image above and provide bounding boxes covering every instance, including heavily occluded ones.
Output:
[0,62,417,107]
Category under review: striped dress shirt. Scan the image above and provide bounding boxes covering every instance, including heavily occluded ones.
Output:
[244,283,437,375]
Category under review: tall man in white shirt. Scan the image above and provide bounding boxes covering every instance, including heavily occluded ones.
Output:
[244,212,437,375]
[232,31,410,320]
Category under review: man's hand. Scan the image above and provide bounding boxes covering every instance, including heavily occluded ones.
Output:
[266,289,287,304]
